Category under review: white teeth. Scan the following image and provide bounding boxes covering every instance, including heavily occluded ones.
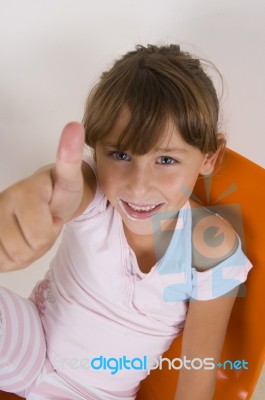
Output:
[127,202,158,212]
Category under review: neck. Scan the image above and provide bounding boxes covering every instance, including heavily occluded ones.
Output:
[123,213,179,262]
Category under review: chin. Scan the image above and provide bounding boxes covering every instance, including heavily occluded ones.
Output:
[122,218,155,236]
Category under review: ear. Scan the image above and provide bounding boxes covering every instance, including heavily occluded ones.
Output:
[199,134,225,176]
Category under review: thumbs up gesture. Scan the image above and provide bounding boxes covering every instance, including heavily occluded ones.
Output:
[0,122,89,272]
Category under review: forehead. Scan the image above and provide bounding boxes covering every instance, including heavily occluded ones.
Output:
[101,106,190,152]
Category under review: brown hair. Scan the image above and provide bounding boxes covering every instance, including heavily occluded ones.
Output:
[83,44,224,154]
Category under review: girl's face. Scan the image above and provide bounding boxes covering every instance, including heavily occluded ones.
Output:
[95,108,218,237]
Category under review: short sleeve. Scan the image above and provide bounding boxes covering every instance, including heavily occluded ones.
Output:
[190,234,253,301]
[67,150,107,225]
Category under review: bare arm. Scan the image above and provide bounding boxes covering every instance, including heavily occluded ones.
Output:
[174,209,239,399]
[0,122,96,272]
[174,287,238,400]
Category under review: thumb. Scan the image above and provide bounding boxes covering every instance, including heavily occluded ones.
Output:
[50,122,85,221]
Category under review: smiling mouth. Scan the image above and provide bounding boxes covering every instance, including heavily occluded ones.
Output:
[119,199,165,220]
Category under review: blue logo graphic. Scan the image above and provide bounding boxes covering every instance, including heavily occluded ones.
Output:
[150,178,248,302]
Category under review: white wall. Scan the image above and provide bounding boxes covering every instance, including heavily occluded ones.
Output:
[0,0,264,296]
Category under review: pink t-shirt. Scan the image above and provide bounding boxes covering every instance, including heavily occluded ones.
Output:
[29,153,253,397]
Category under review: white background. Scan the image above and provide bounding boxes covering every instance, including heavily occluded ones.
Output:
[0,0,264,294]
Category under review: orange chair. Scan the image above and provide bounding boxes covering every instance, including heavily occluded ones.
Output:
[136,149,265,400]
[1,148,264,400]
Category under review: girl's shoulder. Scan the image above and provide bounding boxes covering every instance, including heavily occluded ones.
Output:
[189,198,239,271]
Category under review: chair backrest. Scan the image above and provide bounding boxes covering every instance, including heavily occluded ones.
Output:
[137,148,265,400]
[1,149,264,400]
[0,393,21,400]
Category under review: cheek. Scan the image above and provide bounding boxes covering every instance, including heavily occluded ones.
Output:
[97,168,118,196]
[164,169,199,197]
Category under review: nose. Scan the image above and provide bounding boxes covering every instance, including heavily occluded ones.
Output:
[126,162,152,199]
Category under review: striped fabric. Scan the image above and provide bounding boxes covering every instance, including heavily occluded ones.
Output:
[0,287,135,399]
[0,286,46,394]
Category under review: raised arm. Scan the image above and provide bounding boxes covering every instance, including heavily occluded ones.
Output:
[0,122,96,272]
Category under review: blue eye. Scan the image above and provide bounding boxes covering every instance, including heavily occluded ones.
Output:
[110,151,130,161]
[157,156,178,165]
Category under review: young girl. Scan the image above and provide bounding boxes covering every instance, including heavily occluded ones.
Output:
[0,44,252,400]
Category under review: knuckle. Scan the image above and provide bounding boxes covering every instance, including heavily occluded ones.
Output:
[8,246,46,268]
[32,238,49,250]
[2,174,51,207]
[27,230,52,250]
[8,248,30,266]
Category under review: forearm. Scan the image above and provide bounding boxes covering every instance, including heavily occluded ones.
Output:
[174,368,216,400]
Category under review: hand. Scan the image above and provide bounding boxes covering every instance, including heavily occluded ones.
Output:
[0,122,85,272]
